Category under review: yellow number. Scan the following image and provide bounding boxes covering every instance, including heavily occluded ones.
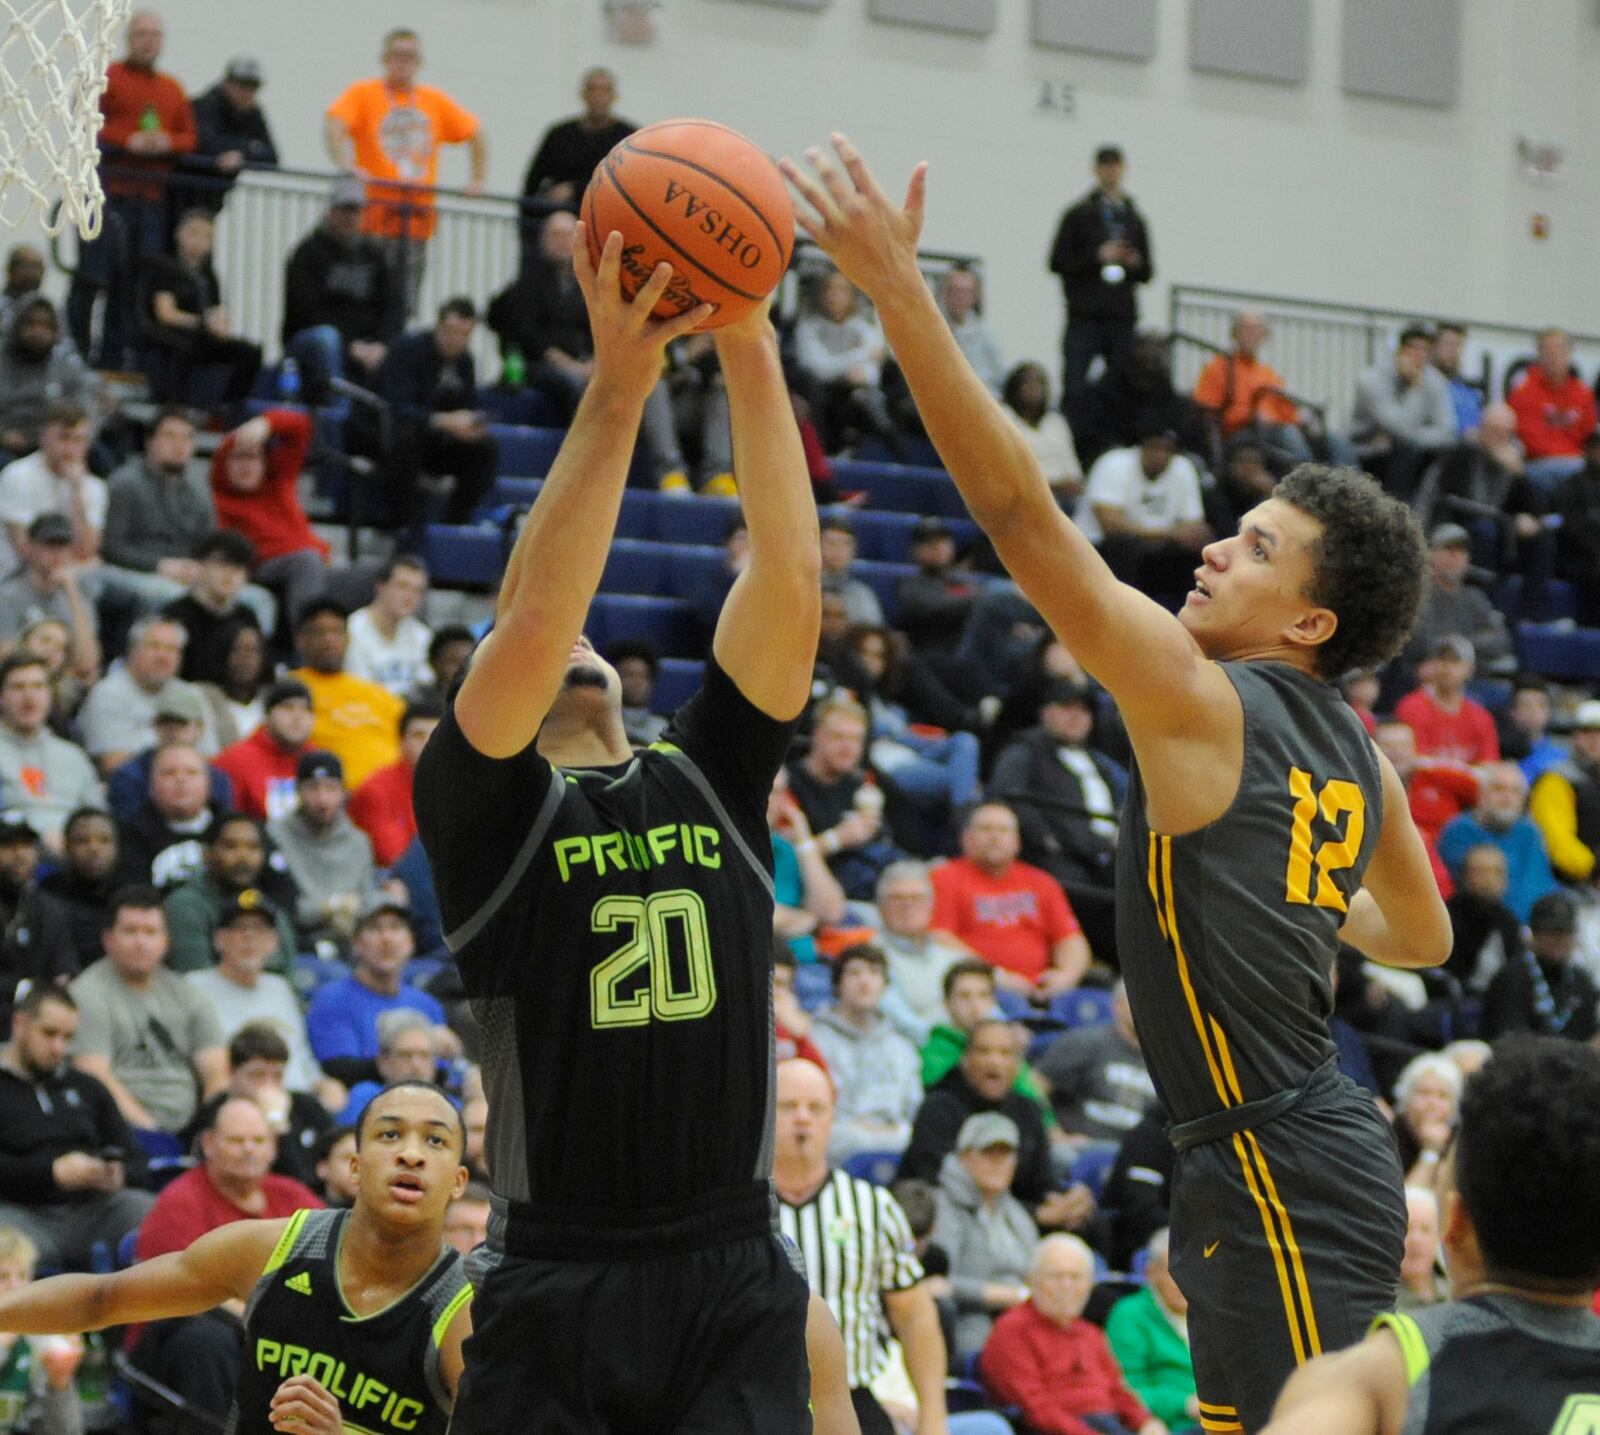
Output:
[1284,768,1366,913]
[590,889,717,1028]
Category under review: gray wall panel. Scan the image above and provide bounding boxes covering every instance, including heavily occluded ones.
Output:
[1031,0,1158,60]
[1190,0,1310,84]
[867,0,997,35]
[1341,0,1460,106]
[713,0,830,10]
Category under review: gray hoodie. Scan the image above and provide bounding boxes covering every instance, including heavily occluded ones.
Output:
[933,1150,1039,1360]
[810,1004,923,1134]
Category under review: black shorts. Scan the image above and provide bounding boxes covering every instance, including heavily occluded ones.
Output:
[451,1232,812,1435]
[1167,1089,1406,1434]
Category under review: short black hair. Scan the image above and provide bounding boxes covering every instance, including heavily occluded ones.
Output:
[943,958,995,1000]
[227,1021,290,1069]
[437,297,477,324]
[14,296,57,329]
[206,811,263,847]
[355,1080,467,1153]
[1454,1038,1600,1289]
[15,983,75,1021]
[0,651,49,687]
[378,553,428,584]
[831,942,888,993]
[1511,673,1549,697]
[312,1123,356,1165]
[1094,144,1124,166]
[400,694,444,736]
[428,624,475,664]
[104,884,165,927]
[149,404,196,436]
[63,806,115,840]
[1398,324,1434,349]
[605,638,660,676]
[1272,465,1429,679]
[193,528,257,568]
[296,598,349,628]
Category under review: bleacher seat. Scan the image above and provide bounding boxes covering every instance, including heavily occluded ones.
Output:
[1494,575,1578,626]
[294,953,347,999]
[852,558,918,622]
[1515,623,1600,680]
[1072,1143,1119,1202]
[652,658,705,714]
[478,386,560,428]
[841,1149,902,1186]
[586,594,700,658]
[1050,987,1114,1029]
[794,961,833,1012]
[994,989,1033,1020]
[654,496,741,545]
[833,459,970,519]
[600,539,669,596]
[421,524,504,588]
[488,424,564,479]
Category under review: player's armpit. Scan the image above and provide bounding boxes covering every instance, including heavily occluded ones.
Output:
[1260,1330,1409,1435]
[1343,752,1451,969]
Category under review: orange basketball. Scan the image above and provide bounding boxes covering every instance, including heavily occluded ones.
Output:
[582,118,794,330]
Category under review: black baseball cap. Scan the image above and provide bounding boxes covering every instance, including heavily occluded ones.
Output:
[217,888,279,927]
[1039,679,1095,710]
[263,678,312,711]
[296,750,343,785]
[0,811,38,845]
[1530,891,1578,936]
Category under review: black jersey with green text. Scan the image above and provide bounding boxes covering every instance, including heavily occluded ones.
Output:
[1375,1294,1600,1435]
[414,660,797,1255]
[1114,661,1383,1125]
[229,1207,470,1435]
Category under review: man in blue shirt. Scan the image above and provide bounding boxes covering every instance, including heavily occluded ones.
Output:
[1437,761,1557,922]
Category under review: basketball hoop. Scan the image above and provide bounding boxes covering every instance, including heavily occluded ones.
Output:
[0,0,133,239]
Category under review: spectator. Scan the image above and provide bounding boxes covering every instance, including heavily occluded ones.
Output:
[1075,330,1200,469]
[64,9,195,369]
[266,750,378,944]
[68,885,225,1133]
[303,895,447,1085]
[194,621,270,752]
[605,640,666,747]
[1394,1186,1446,1311]
[901,1019,1090,1231]
[0,302,98,466]
[1105,1229,1199,1433]
[1550,429,1600,625]
[37,810,118,970]
[181,893,321,1092]
[136,208,262,406]
[345,556,432,695]
[103,680,230,821]
[288,602,404,788]
[0,246,45,337]
[521,66,634,205]
[920,959,1051,1113]
[1074,427,1210,613]
[281,176,401,404]
[213,678,314,822]
[941,267,1004,397]
[312,1124,358,1207]
[981,1233,1159,1435]
[444,1179,492,1258]
[872,862,968,1043]
[1530,698,1600,887]
[794,270,899,456]
[1390,1052,1462,1193]
[1507,327,1597,490]
[1048,144,1153,421]
[1394,635,1501,766]
[113,743,222,890]
[771,1058,948,1435]
[1103,1104,1174,1271]
[1192,310,1308,460]
[0,654,103,852]
[182,1023,332,1190]
[931,801,1090,1000]
[163,815,297,976]
[76,616,186,774]
[1423,403,1545,577]
[210,409,331,629]
[16,616,92,730]
[347,697,440,868]
[1443,843,1522,995]
[0,986,152,1270]
[0,402,105,577]
[0,1228,88,1435]
[1480,889,1599,1043]
[0,515,99,676]
[324,27,486,310]
[767,768,848,968]
[1436,762,1556,921]
[160,530,261,688]
[1400,524,1513,680]
[372,298,498,526]
[1033,981,1155,1154]
[0,814,77,1016]
[128,1097,320,1433]
[931,1112,1035,1363]
[787,694,898,902]
[1373,718,1477,892]
[335,1008,439,1126]
[185,55,277,207]
[1498,675,1566,787]
[809,944,923,1161]
[1351,325,1458,501]
[1002,361,1083,502]
[1430,322,1483,436]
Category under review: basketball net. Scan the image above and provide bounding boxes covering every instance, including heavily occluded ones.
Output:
[0,0,133,239]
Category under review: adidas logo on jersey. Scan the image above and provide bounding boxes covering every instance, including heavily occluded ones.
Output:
[285,1272,313,1296]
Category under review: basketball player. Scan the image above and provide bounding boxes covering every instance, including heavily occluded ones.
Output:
[783,138,1452,1432]
[0,1082,472,1435]
[1264,1038,1600,1433]
[412,229,823,1432]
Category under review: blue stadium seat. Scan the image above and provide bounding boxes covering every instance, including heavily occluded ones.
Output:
[1516,623,1587,679]
[832,460,970,519]
[616,490,655,539]
[651,658,705,714]
[852,559,918,623]
[654,546,727,601]
[1072,1144,1119,1202]
[421,524,504,588]
[600,539,670,595]
[117,1231,140,1269]
[654,496,741,545]
[1050,987,1114,1029]
[586,594,700,658]
[793,961,834,1012]
[488,425,565,478]
[478,385,561,428]
[294,953,348,999]
[841,1150,902,1186]
[485,476,540,511]
[994,989,1033,1020]
[1465,677,1512,715]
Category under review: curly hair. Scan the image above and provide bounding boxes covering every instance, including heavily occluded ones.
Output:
[1273,465,1428,679]
[1455,1037,1600,1288]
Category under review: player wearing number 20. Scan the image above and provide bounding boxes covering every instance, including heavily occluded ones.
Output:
[783,136,1453,1434]
[413,231,821,1434]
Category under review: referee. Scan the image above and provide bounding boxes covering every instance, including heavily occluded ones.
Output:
[775,1058,950,1435]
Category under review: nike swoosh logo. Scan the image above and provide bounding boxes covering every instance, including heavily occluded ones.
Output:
[1203,1241,1220,1258]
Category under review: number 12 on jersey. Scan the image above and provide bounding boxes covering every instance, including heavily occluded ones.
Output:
[590,889,718,1028]
[1284,767,1365,912]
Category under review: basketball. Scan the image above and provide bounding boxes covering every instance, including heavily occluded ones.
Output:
[582,118,794,330]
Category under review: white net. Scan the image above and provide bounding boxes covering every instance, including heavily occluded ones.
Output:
[0,0,133,239]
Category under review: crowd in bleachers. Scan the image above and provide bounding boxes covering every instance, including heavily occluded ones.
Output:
[1,9,1600,1435]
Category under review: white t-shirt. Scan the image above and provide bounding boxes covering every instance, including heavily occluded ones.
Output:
[344,607,433,696]
[184,968,324,1094]
[1005,405,1083,490]
[1075,447,1204,544]
[0,452,108,574]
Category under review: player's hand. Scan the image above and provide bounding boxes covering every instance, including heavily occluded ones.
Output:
[781,134,927,304]
[572,225,714,405]
[712,292,774,349]
[269,1375,343,1435]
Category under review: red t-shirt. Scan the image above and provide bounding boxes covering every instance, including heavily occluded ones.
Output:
[99,62,195,201]
[214,726,305,823]
[348,759,417,867]
[930,856,1079,983]
[1395,688,1500,766]
[212,409,330,564]
[980,1302,1151,1435]
[1508,367,1599,460]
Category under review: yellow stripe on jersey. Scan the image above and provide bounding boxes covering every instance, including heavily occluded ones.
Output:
[1150,833,1231,1108]
[262,1209,310,1277]
[1245,1130,1322,1358]
[430,1283,473,1349]
[1233,1131,1308,1366]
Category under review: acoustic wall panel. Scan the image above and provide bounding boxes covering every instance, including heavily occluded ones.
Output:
[713,0,830,10]
[1190,0,1310,84]
[867,0,997,36]
[1031,0,1157,60]
[1341,0,1460,106]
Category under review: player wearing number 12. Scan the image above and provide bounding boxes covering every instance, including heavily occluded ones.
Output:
[413,231,821,1433]
[784,137,1453,1434]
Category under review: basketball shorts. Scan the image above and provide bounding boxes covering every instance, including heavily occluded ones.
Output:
[450,1231,812,1435]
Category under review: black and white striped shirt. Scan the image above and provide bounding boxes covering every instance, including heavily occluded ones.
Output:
[777,1168,924,1388]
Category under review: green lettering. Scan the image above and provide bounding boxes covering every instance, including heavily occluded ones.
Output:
[629,832,653,870]
[693,826,721,868]
[647,825,677,865]
[593,831,628,876]
[306,1353,338,1388]
[392,1397,426,1431]
[285,1347,308,1377]
[357,1376,387,1410]
[256,1339,282,1372]
[554,836,592,882]
[680,825,694,863]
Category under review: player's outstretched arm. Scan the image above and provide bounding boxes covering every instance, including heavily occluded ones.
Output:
[1340,752,1452,969]
[0,1219,283,1335]
[806,1293,861,1435]
[1260,1331,1408,1435]
[454,229,713,758]
[709,300,821,721]
[781,137,1217,736]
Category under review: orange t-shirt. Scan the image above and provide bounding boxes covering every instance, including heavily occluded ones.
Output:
[325,79,479,239]
[930,856,1080,983]
[1193,353,1300,436]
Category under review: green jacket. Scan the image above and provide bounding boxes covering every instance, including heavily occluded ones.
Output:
[163,874,297,977]
[919,1023,1055,1125]
[1105,1286,1198,1431]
